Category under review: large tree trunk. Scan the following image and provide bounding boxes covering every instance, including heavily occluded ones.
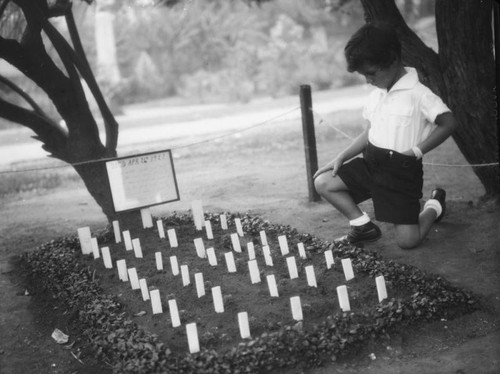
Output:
[360,0,499,199]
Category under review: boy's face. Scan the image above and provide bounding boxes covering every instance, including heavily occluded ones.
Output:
[356,62,402,90]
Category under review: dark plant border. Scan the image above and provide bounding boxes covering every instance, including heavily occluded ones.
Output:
[21,212,478,373]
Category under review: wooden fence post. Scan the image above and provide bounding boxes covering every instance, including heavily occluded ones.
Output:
[300,85,321,202]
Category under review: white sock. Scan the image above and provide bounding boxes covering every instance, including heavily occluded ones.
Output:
[349,212,370,227]
[423,199,442,220]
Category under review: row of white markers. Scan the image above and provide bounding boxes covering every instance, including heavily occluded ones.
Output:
[76,207,388,354]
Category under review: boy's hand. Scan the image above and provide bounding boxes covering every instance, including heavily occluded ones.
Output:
[313,157,344,179]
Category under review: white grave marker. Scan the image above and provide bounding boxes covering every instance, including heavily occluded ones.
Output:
[150,289,163,314]
[194,273,205,298]
[325,250,334,269]
[290,296,303,321]
[337,285,351,312]
[156,219,165,239]
[262,245,274,266]
[259,230,268,246]
[116,259,128,281]
[128,268,140,290]
[341,258,355,281]
[139,278,149,301]
[266,274,279,297]
[297,243,307,259]
[204,220,214,239]
[238,312,251,339]
[194,238,206,258]
[168,299,181,327]
[248,260,261,284]
[206,247,218,266]
[186,323,200,353]
[191,200,204,230]
[235,218,244,237]
[132,238,143,258]
[155,252,163,271]
[225,252,237,273]
[376,275,388,302]
[167,229,178,248]
[91,237,100,259]
[112,220,121,243]
[220,214,228,230]
[211,286,224,313]
[101,247,112,268]
[247,242,256,260]
[278,235,290,256]
[77,227,92,255]
[123,230,133,251]
[181,265,190,286]
[286,256,299,279]
[170,256,179,276]
[305,265,317,287]
[230,233,242,253]
[140,208,153,228]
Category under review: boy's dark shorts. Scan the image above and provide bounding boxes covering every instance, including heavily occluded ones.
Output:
[337,142,423,225]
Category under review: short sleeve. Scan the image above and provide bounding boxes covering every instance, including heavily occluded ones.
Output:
[420,89,450,123]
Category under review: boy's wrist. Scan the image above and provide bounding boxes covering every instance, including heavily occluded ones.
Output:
[412,146,423,159]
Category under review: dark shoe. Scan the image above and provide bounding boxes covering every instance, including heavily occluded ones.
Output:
[336,221,382,245]
[430,188,446,222]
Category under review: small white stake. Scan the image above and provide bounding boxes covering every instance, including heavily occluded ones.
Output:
[128,267,140,290]
[77,227,92,255]
[230,233,242,253]
[167,228,178,248]
[290,296,303,321]
[235,218,244,237]
[155,252,163,271]
[132,238,143,258]
[341,258,355,281]
[247,242,256,260]
[286,256,299,279]
[191,200,204,230]
[238,312,251,339]
[116,259,128,281]
[259,230,268,246]
[220,214,228,230]
[266,274,279,297]
[204,220,214,239]
[194,273,205,298]
[248,260,261,284]
[305,265,317,288]
[206,247,218,266]
[112,221,121,243]
[337,285,351,312]
[91,237,100,259]
[194,238,206,258]
[211,286,224,313]
[180,265,190,286]
[225,252,237,273]
[156,219,165,239]
[325,250,334,269]
[168,299,181,327]
[376,275,388,302]
[140,208,153,228]
[123,230,133,251]
[101,247,112,268]
[186,323,200,353]
[170,256,179,276]
[262,245,274,266]
[150,289,163,314]
[278,235,289,256]
[297,243,307,259]
[139,278,149,301]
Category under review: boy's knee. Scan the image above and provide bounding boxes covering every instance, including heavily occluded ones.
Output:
[314,174,328,194]
[396,237,420,250]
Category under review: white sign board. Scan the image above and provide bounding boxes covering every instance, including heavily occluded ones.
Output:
[105,150,180,212]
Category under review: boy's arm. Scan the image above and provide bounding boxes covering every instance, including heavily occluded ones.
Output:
[402,112,458,157]
[313,123,370,178]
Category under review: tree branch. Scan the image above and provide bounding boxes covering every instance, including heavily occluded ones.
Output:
[0,73,50,118]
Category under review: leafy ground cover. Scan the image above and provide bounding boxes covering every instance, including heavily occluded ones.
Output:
[21,212,478,373]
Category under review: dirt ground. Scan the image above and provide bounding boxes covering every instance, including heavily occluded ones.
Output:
[1,118,499,373]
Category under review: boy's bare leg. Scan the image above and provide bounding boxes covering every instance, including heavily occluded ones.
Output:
[394,209,438,249]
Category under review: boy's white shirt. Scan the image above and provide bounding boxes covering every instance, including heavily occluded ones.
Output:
[362,67,450,154]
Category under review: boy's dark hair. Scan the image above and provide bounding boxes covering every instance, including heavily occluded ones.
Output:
[344,22,402,72]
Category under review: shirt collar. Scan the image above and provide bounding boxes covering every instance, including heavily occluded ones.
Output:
[388,67,419,92]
